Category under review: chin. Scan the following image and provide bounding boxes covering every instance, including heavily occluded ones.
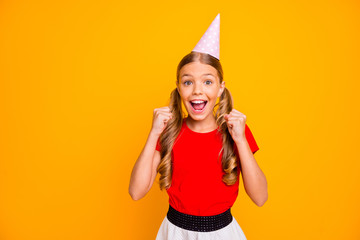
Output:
[187,111,210,120]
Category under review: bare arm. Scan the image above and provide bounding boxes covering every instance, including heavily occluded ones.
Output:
[128,130,161,201]
[235,137,268,207]
[128,106,172,201]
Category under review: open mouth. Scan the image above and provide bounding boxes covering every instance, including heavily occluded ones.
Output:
[190,100,208,112]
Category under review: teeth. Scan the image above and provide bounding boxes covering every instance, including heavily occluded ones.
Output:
[191,100,206,104]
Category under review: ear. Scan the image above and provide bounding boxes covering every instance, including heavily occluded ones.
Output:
[218,81,225,98]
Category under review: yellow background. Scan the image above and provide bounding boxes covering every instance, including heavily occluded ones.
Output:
[1,0,359,239]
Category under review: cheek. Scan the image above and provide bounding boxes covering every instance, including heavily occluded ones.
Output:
[180,89,192,99]
[208,90,219,100]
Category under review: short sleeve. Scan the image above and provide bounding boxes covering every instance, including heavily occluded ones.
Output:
[245,124,259,154]
[233,123,259,155]
[155,138,161,152]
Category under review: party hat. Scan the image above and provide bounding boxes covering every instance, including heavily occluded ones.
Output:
[192,13,220,60]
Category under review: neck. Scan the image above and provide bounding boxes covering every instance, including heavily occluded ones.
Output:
[185,115,217,133]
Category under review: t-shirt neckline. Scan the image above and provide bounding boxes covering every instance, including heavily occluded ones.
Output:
[183,118,219,135]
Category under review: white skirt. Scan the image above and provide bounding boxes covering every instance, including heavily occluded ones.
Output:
[155,215,247,240]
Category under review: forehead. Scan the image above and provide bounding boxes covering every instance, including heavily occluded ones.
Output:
[180,62,218,78]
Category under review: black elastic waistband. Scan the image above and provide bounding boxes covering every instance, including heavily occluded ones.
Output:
[166,204,233,232]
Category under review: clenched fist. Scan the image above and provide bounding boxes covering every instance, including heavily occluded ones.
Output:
[151,106,173,137]
[224,109,247,143]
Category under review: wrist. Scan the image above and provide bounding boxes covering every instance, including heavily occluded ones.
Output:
[149,129,161,138]
[234,136,247,145]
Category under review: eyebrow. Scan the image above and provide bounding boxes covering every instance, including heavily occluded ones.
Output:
[181,73,215,78]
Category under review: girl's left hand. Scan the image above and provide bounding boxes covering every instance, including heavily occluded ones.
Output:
[224,109,246,143]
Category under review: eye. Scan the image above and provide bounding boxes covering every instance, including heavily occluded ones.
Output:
[205,80,213,85]
[184,80,192,86]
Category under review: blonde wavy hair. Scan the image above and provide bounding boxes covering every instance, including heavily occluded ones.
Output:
[156,51,239,190]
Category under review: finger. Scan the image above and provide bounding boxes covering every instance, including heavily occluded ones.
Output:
[165,106,175,113]
[224,113,232,119]
[155,109,174,117]
[226,119,243,129]
[159,112,173,119]
[225,117,233,124]
[225,116,240,122]
[231,109,241,114]
[225,116,240,121]
[227,111,240,117]
[229,111,243,117]
[227,122,233,128]
[155,114,172,125]
[226,114,246,120]
[155,108,172,114]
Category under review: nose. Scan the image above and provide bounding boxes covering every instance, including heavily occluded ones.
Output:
[192,82,203,95]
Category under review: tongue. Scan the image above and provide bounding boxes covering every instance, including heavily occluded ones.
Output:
[193,103,206,110]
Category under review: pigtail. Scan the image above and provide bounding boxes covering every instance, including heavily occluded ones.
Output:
[157,88,184,190]
[215,87,239,185]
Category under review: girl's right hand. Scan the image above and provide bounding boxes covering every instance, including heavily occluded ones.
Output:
[151,106,173,137]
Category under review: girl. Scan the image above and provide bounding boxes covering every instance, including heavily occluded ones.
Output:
[129,14,267,240]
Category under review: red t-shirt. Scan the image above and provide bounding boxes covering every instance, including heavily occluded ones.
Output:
[156,118,259,216]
